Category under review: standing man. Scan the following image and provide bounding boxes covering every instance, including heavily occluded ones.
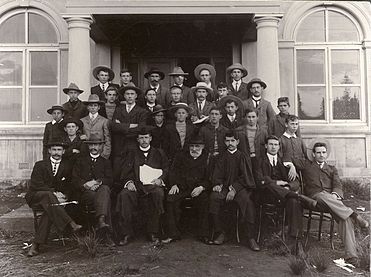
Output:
[91,65,119,102]
[26,140,82,257]
[194,63,217,102]
[144,68,168,107]
[168,66,194,104]
[113,128,169,245]
[242,78,276,128]
[219,95,245,130]
[285,142,369,266]
[189,82,215,122]
[119,68,135,88]
[62,83,88,120]
[226,63,250,100]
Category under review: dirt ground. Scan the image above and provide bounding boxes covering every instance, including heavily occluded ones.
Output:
[0,187,369,277]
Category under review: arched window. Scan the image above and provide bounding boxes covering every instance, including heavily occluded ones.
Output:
[0,9,60,124]
[295,7,364,122]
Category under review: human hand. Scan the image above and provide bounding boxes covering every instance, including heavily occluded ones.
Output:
[129,124,138,128]
[191,186,204,198]
[226,190,236,201]
[115,119,121,123]
[72,149,80,153]
[168,185,179,195]
[126,181,136,192]
[83,180,96,190]
[277,180,289,186]
[151,179,163,186]
[54,191,67,203]
[213,185,222,192]
[80,134,87,140]
[287,165,297,181]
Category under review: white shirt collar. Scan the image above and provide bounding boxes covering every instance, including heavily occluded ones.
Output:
[283,131,297,139]
[232,80,241,85]
[228,149,238,154]
[151,84,160,90]
[99,82,108,90]
[51,119,63,125]
[227,114,236,122]
[50,157,61,164]
[206,82,212,88]
[266,153,278,166]
[139,146,151,152]
[89,113,98,120]
[90,153,100,159]
[147,102,156,107]
[252,95,262,101]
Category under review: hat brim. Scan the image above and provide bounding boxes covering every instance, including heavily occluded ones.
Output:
[93,66,115,81]
[61,118,83,129]
[84,139,105,144]
[217,95,245,114]
[152,108,167,115]
[226,65,248,78]
[169,104,191,113]
[83,100,105,105]
[190,85,213,95]
[46,142,68,148]
[47,107,67,114]
[144,70,165,80]
[194,64,216,81]
[63,88,84,94]
[168,72,189,76]
[118,86,143,96]
[247,80,267,90]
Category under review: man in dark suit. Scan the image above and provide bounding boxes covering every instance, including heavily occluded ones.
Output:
[285,142,369,266]
[189,82,215,122]
[62,83,88,120]
[219,95,245,130]
[72,135,113,236]
[25,140,82,257]
[163,132,210,244]
[242,78,276,128]
[113,128,169,245]
[226,63,250,100]
[91,65,119,101]
[111,86,147,157]
[168,67,194,104]
[149,105,167,150]
[144,68,168,107]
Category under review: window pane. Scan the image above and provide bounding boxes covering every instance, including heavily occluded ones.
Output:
[0,13,25,43]
[333,87,360,120]
[0,88,22,121]
[297,50,325,84]
[30,52,57,85]
[298,87,325,120]
[30,87,57,121]
[0,52,23,86]
[331,50,360,84]
[296,11,325,42]
[328,11,359,42]
[28,13,58,43]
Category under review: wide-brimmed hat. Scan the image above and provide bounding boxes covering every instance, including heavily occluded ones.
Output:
[61,116,83,129]
[226,63,248,78]
[152,105,167,115]
[218,95,245,114]
[46,138,68,148]
[194,63,216,81]
[169,66,189,76]
[92,66,115,81]
[144,68,165,80]
[83,94,105,105]
[247,78,267,90]
[84,133,105,144]
[47,105,67,115]
[190,82,213,95]
[118,85,142,96]
[169,103,191,113]
[63,82,84,94]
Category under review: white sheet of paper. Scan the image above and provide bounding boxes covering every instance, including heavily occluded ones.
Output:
[139,164,163,185]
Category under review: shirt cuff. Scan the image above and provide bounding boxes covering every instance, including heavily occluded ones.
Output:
[283,162,294,167]
[124,180,134,188]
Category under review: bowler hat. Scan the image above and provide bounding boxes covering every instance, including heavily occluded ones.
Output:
[189,130,205,145]
[47,138,68,148]
[118,85,142,96]
[226,63,248,78]
[63,83,84,94]
[194,64,216,81]
[246,78,267,90]
[169,66,189,76]
[83,94,105,105]
[152,105,167,115]
[92,66,115,81]
[218,95,245,115]
[47,105,67,115]
[144,68,165,80]
[190,82,213,95]
[84,133,105,144]
[61,116,83,129]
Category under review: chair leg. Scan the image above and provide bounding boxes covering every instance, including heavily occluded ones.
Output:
[236,208,240,243]
[281,207,286,242]
[329,216,335,250]
[304,210,312,248]
[318,212,324,241]
[257,205,263,243]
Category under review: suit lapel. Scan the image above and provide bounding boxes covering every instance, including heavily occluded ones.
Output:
[46,160,53,178]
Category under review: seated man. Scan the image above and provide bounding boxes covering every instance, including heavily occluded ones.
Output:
[285,142,369,266]
[209,131,259,251]
[113,128,169,245]
[163,132,210,244]
[25,140,82,257]
[254,136,316,245]
[72,135,113,241]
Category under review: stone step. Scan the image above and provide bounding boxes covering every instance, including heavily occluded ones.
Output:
[0,204,34,233]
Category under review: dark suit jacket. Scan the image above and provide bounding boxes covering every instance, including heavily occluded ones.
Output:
[255,155,289,187]
[199,123,228,155]
[91,83,120,102]
[25,159,73,205]
[42,121,66,160]
[111,104,147,155]
[242,98,276,128]
[290,159,343,198]
[219,115,245,130]
[268,113,301,138]
[235,125,268,159]
[113,147,169,194]
[181,85,195,104]
[72,154,113,194]
[62,100,88,120]
[228,82,250,100]
[189,101,215,119]
[62,135,87,165]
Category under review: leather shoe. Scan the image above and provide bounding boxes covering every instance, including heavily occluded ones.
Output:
[247,238,260,251]
[298,194,317,209]
[162,236,180,244]
[71,224,83,234]
[346,257,359,267]
[105,236,116,247]
[199,236,212,245]
[148,233,160,243]
[213,232,225,245]
[118,235,131,246]
[97,216,109,230]
[355,214,369,229]
[27,244,39,257]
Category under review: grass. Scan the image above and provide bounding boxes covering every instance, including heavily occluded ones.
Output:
[308,248,330,273]
[74,230,101,258]
[288,256,307,276]
[265,234,291,256]
[355,229,370,272]
[342,178,370,201]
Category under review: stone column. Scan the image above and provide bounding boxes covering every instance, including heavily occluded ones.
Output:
[64,16,93,100]
[254,16,281,105]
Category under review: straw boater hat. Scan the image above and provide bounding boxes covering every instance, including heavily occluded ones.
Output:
[169,103,191,113]
[218,95,245,114]
[190,82,213,95]
[168,66,189,76]
[144,68,165,80]
[61,116,83,129]
[246,78,267,90]
[47,105,67,115]
[226,63,248,78]
[194,63,216,81]
[152,105,167,116]
[83,94,105,105]
[63,83,84,94]
[84,133,105,144]
[92,66,115,81]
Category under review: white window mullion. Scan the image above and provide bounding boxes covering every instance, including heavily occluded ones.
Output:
[327,48,332,123]
[25,49,30,124]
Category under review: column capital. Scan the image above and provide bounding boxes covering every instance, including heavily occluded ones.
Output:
[254,16,281,29]
[63,15,94,30]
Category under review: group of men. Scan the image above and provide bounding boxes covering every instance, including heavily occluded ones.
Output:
[26,63,368,267]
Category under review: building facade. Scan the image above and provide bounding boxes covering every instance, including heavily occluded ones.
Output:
[0,0,370,181]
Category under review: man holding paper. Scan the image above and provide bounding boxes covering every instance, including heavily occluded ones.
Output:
[113,127,169,245]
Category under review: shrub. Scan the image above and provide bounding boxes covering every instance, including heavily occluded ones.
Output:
[288,255,307,276]
[309,248,330,273]
[75,230,101,258]
[342,178,370,201]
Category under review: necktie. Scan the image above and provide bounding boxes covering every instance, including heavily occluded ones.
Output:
[198,102,202,112]
[235,83,238,92]
[213,128,219,155]
[127,106,131,113]
[254,99,259,108]
[272,157,276,167]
